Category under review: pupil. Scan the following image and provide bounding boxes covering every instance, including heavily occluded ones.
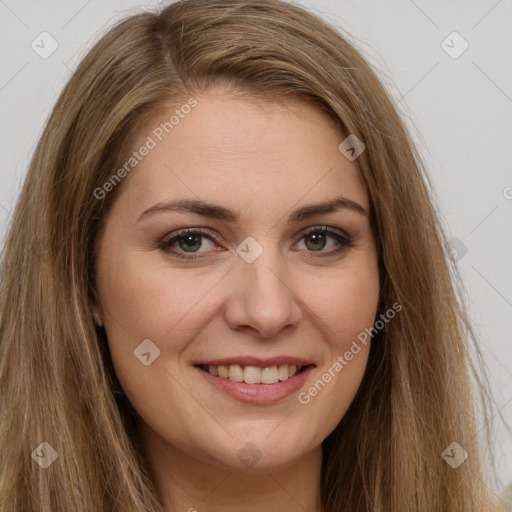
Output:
[180,235,201,251]
[306,233,325,251]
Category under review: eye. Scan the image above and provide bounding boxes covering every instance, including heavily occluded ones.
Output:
[158,228,221,260]
[158,226,353,260]
[296,226,353,257]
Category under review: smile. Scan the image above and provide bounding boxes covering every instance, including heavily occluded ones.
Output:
[196,363,312,384]
[193,360,316,404]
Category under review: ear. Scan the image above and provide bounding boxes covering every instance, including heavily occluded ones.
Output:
[91,303,104,327]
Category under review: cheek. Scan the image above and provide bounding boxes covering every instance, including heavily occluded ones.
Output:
[307,262,380,348]
[97,248,230,377]
[295,263,379,426]
[98,248,196,334]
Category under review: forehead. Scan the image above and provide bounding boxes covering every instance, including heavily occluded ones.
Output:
[113,91,369,220]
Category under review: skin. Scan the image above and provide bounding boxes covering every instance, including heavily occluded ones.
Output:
[93,88,380,512]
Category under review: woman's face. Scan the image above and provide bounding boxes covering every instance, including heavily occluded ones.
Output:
[94,89,380,472]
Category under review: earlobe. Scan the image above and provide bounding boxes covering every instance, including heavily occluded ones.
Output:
[92,307,104,327]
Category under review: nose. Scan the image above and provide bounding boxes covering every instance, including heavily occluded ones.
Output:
[223,246,302,338]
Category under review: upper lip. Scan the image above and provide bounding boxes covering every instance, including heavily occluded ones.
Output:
[192,356,316,368]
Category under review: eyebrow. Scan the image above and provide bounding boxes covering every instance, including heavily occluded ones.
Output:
[136,196,368,224]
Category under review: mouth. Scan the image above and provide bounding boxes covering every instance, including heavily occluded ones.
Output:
[192,358,317,404]
[194,363,315,385]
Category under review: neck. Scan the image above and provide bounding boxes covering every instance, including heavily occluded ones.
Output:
[139,422,324,512]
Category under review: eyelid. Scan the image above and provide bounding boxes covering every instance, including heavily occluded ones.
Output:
[159,226,221,245]
[159,225,349,244]
[300,225,351,241]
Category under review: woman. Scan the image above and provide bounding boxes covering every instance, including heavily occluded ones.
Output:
[0,0,500,510]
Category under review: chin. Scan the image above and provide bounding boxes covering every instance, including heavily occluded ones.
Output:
[207,428,318,473]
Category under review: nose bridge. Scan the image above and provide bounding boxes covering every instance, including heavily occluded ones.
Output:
[225,237,301,337]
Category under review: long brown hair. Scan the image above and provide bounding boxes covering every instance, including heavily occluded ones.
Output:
[0,0,499,510]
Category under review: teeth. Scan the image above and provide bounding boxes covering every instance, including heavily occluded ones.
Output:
[217,365,229,378]
[229,364,244,382]
[278,364,289,381]
[203,364,303,384]
[261,366,279,384]
[243,365,261,384]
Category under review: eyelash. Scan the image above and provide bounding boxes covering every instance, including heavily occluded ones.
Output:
[157,226,354,260]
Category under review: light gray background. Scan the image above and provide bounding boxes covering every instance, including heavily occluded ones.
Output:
[0,0,510,502]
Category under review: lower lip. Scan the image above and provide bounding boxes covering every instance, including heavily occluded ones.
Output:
[194,365,315,404]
